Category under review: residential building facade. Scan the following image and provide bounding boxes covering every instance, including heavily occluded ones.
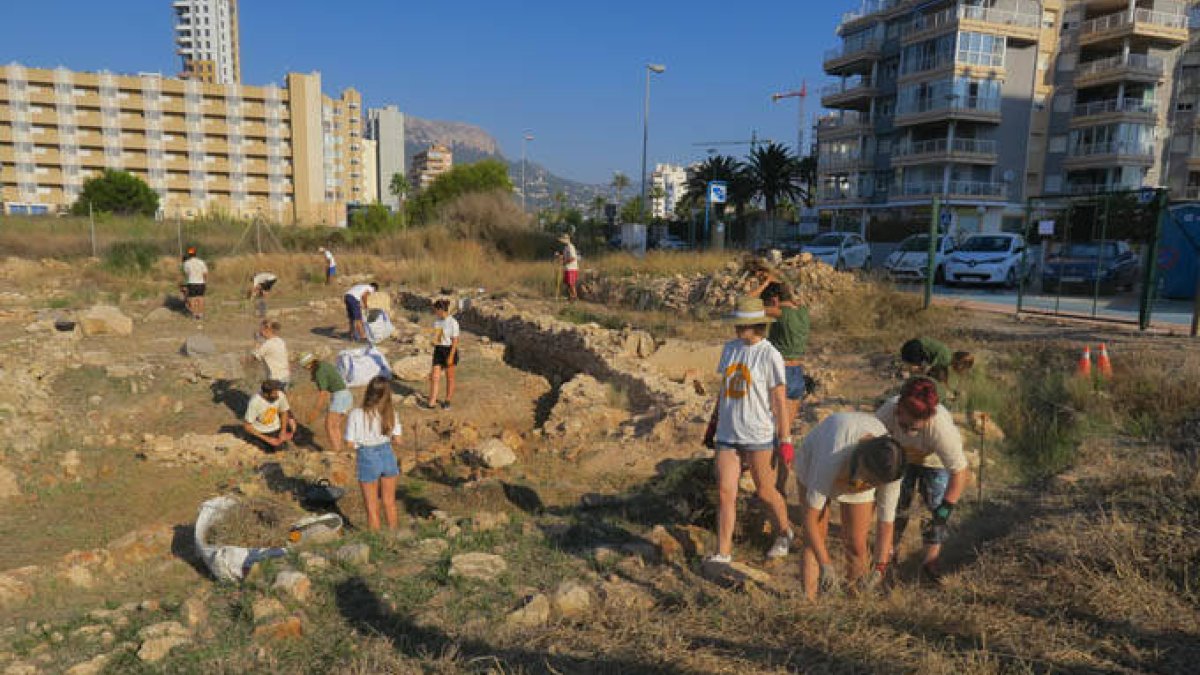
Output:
[365,105,406,210]
[410,143,452,191]
[173,0,241,85]
[360,137,378,204]
[0,63,367,225]
[650,163,688,219]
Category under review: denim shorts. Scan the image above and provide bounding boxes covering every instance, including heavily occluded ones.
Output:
[785,365,806,400]
[329,389,353,414]
[714,441,775,452]
[356,442,399,483]
[344,295,364,322]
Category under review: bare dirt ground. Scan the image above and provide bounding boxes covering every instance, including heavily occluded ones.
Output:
[0,255,1197,674]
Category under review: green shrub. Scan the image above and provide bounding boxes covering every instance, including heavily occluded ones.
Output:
[103,241,160,275]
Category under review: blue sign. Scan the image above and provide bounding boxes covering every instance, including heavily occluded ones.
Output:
[708,181,728,204]
[940,210,952,228]
[1138,187,1156,205]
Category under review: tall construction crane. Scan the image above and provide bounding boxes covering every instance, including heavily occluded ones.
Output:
[691,130,772,155]
[771,81,808,156]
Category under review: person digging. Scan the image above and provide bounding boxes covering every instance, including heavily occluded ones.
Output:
[242,379,297,451]
[298,352,352,453]
[555,234,579,302]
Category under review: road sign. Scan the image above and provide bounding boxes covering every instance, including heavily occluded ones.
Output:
[1038,219,1055,236]
[1138,187,1156,205]
[708,181,728,204]
[940,210,952,228]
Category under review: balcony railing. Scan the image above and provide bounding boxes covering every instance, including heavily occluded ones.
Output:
[899,180,1007,197]
[1076,53,1164,79]
[1068,140,1155,158]
[816,111,871,130]
[820,78,874,98]
[1073,97,1158,118]
[894,138,998,157]
[1183,186,1200,200]
[1080,8,1188,37]
[823,37,883,64]
[838,0,902,29]
[818,153,871,170]
[900,3,1039,38]
[897,95,1002,117]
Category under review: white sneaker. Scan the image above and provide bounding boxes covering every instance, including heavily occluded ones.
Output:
[704,554,732,565]
[766,529,795,559]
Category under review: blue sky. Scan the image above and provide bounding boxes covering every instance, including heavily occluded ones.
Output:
[0,1,838,185]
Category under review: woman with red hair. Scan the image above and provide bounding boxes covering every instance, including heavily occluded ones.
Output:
[873,377,969,584]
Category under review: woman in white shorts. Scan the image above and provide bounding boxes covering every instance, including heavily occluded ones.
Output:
[794,411,905,599]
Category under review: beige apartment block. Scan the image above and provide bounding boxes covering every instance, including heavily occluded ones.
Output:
[359,137,379,204]
[411,143,453,191]
[0,63,367,225]
[818,0,1195,235]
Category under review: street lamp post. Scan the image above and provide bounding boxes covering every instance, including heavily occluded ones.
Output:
[521,131,534,212]
[641,63,666,221]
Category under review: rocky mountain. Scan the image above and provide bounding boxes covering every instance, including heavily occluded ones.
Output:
[404,116,606,211]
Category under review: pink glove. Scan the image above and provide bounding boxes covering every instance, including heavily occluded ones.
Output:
[778,441,795,466]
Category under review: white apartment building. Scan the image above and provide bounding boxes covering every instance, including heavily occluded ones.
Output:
[650,163,688,219]
[173,0,241,85]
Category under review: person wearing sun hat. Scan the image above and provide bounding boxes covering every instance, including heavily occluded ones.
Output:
[702,296,795,565]
[554,233,579,302]
[298,352,352,453]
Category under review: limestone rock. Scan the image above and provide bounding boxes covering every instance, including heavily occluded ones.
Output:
[184,334,216,357]
[272,571,311,602]
[251,598,286,623]
[551,580,591,619]
[391,355,429,382]
[137,635,190,662]
[64,654,110,675]
[671,525,711,559]
[646,525,682,563]
[701,559,771,588]
[598,578,655,611]
[0,466,20,501]
[0,573,32,609]
[180,598,208,631]
[79,305,133,337]
[298,552,329,571]
[471,511,510,533]
[413,538,449,564]
[59,451,81,481]
[506,593,550,628]
[335,543,371,567]
[471,438,516,469]
[142,307,174,323]
[253,615,303,641]
[449,552,507,582]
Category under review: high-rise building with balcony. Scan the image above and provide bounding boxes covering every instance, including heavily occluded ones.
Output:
[173,0,241,85]
[410,143,453,192]
[650,163,689,219]
[817,1,1196,235]
[365,105,406,210]
[0,63,368,225]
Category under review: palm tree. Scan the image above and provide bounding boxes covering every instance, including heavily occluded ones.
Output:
[589,194,607,221]
[685,155,751,215]
[611,172,631,207]
[388,172,409,202]
[746,142,803,224]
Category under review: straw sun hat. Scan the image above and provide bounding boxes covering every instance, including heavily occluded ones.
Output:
[724,297,775,326]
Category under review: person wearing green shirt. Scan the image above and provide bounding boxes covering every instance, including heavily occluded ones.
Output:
[901,338,974,409]
[299,352,352,453]
[752,273,811,494]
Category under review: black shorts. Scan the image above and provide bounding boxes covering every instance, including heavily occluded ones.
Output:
[432,346,460,368]
[186,283,206,298]
[259,278,277,292]
[344,295,364,322]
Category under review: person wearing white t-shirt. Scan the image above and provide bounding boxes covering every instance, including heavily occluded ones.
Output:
[875,377,969,582]
[795,412,906,599]
[181,247,208,320]
[428,299,460,410]
[344,376,403,530]
[701,296,795,565]
[343,282,377,342]
[319,247,337,285]
[242,379,296,449]
[248,272,278,318]
[555,234,580,302]
[251,320,290,385]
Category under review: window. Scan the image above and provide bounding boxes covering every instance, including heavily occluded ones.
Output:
[957,32,1005,67]
[1053,93,1072,113]
[1049,135,1067,153]
[1044,175,1062,193]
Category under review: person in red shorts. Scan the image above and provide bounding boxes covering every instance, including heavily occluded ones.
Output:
[555,234,579,302]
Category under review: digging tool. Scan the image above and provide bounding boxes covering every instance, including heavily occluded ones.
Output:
[554,257,562,303]
[977,413,987,502]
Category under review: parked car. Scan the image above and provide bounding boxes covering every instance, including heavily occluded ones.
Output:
[944,233,1033,288]
[801,232,871,270]
[653,234,691,251]
[884,233,957,284]
[1041,241,1139,294]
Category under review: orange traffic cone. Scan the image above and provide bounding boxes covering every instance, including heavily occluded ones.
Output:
[1077,346,1092,377]
[1096,343,1113,379]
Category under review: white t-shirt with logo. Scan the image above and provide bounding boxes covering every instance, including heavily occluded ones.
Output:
[875,397,967,471]
[183,257,208,284]
[253,336,290,383]
[245,392,290,434]
[346,284,373,302]
[562,243,579,271]
[344,409,403,448]
[714,338,786,446]
[796,412,901,521]
[433,316,460,347]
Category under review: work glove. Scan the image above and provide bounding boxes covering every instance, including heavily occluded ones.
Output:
[703,418,717,449]
[777,441,795,466]
[818,564,840,596]
[859,562,888,594]
[932,500,955,524]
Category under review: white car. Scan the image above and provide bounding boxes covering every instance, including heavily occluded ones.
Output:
[802,232,871,271]
[884,233,957,284]
[944,233,1033,288]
